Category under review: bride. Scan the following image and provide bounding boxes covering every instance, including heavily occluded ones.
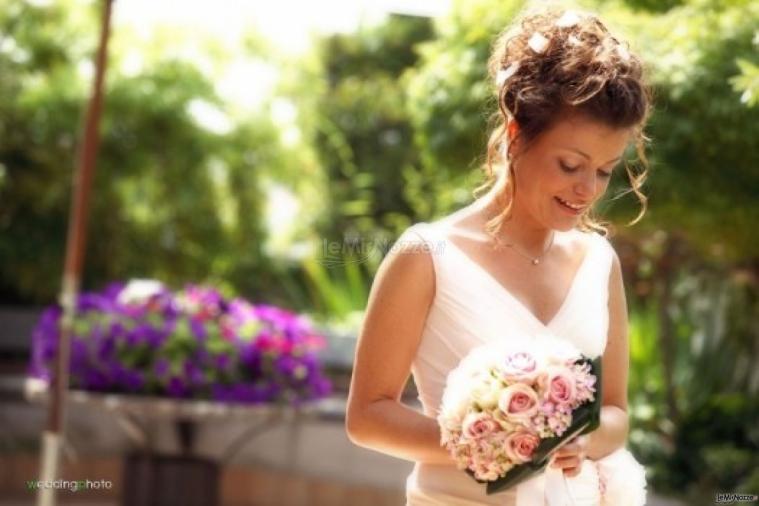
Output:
[346,6,650,505]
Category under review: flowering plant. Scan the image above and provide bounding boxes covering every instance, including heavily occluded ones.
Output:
[437,335,602,495]
[29,280,332,405]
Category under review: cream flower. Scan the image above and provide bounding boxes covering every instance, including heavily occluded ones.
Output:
[616,43,631,62]
[528,32,550,54]
[556,10,582,28]
[495,61,520,87]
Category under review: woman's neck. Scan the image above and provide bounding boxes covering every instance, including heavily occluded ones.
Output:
[477,192,556,254]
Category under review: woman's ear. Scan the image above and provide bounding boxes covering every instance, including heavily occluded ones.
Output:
[506,119,522,159]
[507,119,519,143]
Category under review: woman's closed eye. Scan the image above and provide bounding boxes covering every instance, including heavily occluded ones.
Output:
[560,161,612,179]
[559,161,580,173]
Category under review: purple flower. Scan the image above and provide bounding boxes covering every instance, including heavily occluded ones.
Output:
[167,376,189,397]
[189,318,208,340]
[145,326,166,349]
[240,344,262,372]
[77,293,117,313]
[125,328,142,346]
[27,279,333,406]
[109,321,126,337]
[83,369,111,390]
[313,377,332,397]
[214,354,231,370]
[70,338,89,370]
[275,355,298,376]
[183,360,205,386]
[97,336,116,361]
[154,358,170,377]
[193,348,211,364]
[115,367,145,392]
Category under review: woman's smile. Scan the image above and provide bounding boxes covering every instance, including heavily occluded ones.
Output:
[554,196,587,215]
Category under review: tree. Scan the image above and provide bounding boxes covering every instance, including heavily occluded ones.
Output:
[0,0,289,304]
[303,13,435,246]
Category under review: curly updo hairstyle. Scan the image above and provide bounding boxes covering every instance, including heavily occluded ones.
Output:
[475,5,654,237]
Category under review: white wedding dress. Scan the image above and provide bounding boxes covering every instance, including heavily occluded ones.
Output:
[400,221,647,506]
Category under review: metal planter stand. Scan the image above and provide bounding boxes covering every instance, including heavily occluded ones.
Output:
[122,451,219,506]
[25,379,321,506]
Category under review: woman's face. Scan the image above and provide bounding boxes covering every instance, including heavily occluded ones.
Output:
[511,114,632,232]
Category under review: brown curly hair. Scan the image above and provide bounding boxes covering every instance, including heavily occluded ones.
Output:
[474,5,654,238]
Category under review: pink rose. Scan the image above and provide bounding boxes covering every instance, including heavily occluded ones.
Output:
[546,366,576,405]
[461,412,500,440]
[498,383,539,421]
[500,351,538,383]
[504,430,541,463]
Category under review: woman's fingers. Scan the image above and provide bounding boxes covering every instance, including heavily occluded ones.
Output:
[556,442,580,455]
[553,442,581,458]
[550,436,589,478]
[554,435,589,458]
[550,455,581,468]
[549,454,584,478]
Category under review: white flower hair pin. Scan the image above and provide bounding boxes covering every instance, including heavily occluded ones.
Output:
[495,61,521,87]
[527,32,550,54]
[555,10,582,28]
[616,43,631,61]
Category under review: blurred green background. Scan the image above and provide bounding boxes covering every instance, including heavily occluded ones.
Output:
[0,0,757,503]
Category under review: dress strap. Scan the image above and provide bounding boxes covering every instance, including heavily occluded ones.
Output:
[587,231,615,285]
[400,222,446,256]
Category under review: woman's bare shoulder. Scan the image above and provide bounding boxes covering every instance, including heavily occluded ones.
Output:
[378,224,437,296]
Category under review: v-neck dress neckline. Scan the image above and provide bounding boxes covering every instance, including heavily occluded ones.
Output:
[439,227,596,333]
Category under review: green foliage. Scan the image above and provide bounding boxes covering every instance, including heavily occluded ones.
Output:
[272,14,440,320]
[603,0,759,260]
[404,0,527,216]
[730,51,759,107]
[670,394,759,501]
[303,14,435,245]
[626,260,759,497]
[301,257,370,320]
[620,0,685,13]
[0,0,293,304]
[0,0,93,302]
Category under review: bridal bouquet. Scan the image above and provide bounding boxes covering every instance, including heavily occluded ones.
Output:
[437,336,602,495]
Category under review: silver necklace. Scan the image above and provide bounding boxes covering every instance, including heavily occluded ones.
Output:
[494,232,555,265]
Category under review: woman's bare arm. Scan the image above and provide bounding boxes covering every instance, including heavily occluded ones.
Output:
[587,249,631,460]
[345,234,454,465]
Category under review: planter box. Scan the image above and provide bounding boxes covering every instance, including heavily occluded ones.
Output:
[123,453,219,506]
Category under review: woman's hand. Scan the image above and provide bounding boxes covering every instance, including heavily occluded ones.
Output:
[548,434,591,478]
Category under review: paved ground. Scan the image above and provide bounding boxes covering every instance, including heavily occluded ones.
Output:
[2,379,689,506]
[0,498,688,505]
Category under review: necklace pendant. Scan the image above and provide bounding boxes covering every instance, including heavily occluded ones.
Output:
[532,258,539,265]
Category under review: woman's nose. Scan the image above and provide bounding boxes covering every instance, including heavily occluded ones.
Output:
[574,171,596,198]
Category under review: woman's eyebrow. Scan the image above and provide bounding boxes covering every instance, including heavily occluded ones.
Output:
[564,147,622,165]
